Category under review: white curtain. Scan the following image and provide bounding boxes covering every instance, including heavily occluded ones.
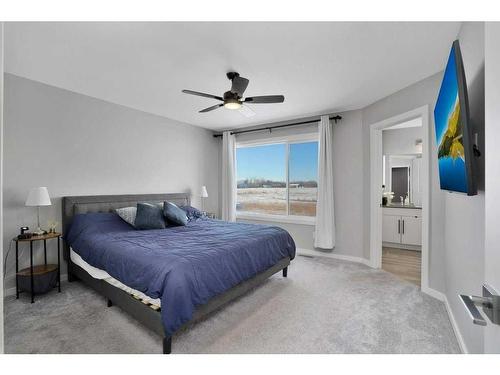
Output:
[221,131,237,221]
[314,115,336,249]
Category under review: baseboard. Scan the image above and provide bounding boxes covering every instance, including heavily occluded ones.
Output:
[421,285,445,301]
[297,248,371,266]
[4,274,68,297]
[443,295,468,354]
[382,241,421,251]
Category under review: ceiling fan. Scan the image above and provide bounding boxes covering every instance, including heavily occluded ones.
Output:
[182,72,285,115]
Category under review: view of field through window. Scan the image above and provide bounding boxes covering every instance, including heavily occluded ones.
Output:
[236,141,318,217]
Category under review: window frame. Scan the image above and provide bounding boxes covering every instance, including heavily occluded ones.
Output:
[235,132,319,225]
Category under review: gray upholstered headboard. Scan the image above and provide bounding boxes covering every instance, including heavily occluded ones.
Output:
[61,193,190,260]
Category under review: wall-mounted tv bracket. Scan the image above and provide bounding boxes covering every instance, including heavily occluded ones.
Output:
[473,132,481,157]
[460,284,500,326]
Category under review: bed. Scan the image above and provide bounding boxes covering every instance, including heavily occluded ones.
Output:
[62,193,295,354]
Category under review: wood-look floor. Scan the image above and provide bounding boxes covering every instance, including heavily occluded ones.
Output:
[382,247,421,286]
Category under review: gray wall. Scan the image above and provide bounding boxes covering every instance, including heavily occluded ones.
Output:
[484,21,500,353]
[2,74,220,293]
[383,126,422,155]
[362,72,446,292]
[237,110,365,259]
[443,22,485,354]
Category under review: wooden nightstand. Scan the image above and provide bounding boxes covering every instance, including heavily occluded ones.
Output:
[15,232,62,303]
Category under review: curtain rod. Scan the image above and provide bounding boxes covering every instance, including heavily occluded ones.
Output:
[212,115,342,138]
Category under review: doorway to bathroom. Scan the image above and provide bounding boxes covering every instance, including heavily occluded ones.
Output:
[369,106,432,295]
[382,123,422,285]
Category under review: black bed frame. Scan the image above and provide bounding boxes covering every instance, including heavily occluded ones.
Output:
[62,193,290,354]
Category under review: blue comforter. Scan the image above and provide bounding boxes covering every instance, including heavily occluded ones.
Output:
[65,213,295,335]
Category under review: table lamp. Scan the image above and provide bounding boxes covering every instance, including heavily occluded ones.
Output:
[25,187,52,235]
[201,185,208,213]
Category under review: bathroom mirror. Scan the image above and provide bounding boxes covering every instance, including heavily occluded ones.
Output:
[383,153,422,206]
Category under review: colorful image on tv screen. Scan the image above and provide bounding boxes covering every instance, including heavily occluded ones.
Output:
[434,45,467,193]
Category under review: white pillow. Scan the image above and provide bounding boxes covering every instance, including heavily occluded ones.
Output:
[115,206,137,227]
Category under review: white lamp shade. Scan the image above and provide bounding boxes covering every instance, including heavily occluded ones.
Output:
[25,187,52,206]
[201,186,208,198]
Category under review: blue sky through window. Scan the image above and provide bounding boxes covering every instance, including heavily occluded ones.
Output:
[289,142,318,182]
[237,144,286,182]
[236,142,318,182]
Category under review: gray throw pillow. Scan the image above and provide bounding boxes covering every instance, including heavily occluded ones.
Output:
[164,201,188,226]
[115,206,137,228]
[135,203,166,230]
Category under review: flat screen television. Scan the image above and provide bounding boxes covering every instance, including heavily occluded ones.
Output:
[434,39,477,195]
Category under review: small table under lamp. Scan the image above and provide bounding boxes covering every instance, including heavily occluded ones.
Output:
[25,187,52,235]
[201,185,208,213]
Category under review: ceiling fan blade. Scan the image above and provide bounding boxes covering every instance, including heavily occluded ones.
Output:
[238,104,256,118]
[199,104,223,113]
[182,89,223,101]
[244,95,285,104]
[231,76,250,97]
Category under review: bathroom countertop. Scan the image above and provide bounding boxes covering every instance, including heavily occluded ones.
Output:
[381,204,422,210]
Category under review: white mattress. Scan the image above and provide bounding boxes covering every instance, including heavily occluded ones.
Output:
[70,248,161,307]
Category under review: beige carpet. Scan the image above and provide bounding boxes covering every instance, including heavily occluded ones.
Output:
[4,255,460,354]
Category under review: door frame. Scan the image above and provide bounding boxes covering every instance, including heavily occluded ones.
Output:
[369,105,431,294]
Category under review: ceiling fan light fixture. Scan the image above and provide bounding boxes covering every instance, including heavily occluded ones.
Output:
[224,99,242,110]
[182,71,285,114]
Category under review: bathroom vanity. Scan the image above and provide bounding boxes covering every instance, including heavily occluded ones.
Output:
[382,205,422,248]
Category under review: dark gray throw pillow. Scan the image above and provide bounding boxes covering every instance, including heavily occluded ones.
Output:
[134,202,166,230]
[163,201,188,226]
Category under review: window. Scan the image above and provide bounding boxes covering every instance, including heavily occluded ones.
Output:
[236,136,318,220]
[288,142,319,216]
[236,143,287,215]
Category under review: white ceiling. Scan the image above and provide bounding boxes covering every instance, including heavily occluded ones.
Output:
[5,22,461,131]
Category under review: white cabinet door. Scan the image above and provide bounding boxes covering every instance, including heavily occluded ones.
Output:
[401,216,422,246]
[382,214,401,243]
